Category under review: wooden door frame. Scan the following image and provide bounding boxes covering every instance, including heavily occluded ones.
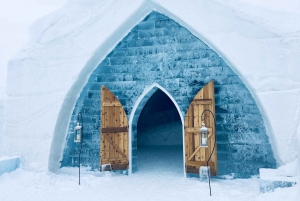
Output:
[128,83,186,177]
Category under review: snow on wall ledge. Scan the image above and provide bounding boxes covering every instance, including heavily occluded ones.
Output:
[3,0,300,173]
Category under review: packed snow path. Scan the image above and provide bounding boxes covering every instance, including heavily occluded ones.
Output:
[0,146,297,201]
[137,146,184,176]
[0,168,297,201]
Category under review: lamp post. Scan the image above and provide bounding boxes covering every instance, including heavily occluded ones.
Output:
[200,109,216,196]
[74,112,83,185]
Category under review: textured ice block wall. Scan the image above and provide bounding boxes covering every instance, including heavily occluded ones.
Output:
[0,156,20,175]
[61,11,276,177]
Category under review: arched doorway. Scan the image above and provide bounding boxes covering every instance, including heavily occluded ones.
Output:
[59,11,276,178]
[128,84,185,176]
[136,88,183,175]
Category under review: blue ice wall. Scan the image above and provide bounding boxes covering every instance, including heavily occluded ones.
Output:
[61,11,276,177]
[0,157,20,175]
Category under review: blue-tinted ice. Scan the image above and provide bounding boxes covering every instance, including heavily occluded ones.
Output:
[61,11,276,178]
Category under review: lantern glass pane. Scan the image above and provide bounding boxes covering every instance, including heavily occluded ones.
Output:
[200,130,208,147]
[74,128,82,142]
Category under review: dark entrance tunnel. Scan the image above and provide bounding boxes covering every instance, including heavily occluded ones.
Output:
[136,89,183,175]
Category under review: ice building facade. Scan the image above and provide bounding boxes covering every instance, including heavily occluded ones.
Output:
[61,11,276,178]
[4,0,300,180]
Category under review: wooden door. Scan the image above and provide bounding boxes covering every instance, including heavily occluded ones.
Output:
[184,81,217,175]
[100,86,129,170]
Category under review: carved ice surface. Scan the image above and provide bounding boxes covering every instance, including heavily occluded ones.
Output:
[260,180,275,193]
[100,164,112,172]
[61,11,276,177]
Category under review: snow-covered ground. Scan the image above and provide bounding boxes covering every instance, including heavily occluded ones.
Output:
[0,169,297,201]
[0,146,297,201]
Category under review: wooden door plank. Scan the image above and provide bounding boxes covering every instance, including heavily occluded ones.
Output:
[113,106,117,128]
[109,105,114,127]
[118,106,122,159]
[190,106,195,162]
[114,106,119,157]
[101,158,128,164]
[195,137,201,162]
[102,102,122,107]
[123,110,128,157]
[108,107,115,160]
[100,135,105,161]
[101,127,128,133]
[104,133,110,159]
[189,133,194,162]
[103,133,127,158]
[193,104,201,162]
[104,107,109,129]
[186,161,214,167]
[188,146,201,161]
[118,133,123,159]
[124,132,128,157]
[191,99,212,105]
[109,134,115,160]
[184,132,189,161]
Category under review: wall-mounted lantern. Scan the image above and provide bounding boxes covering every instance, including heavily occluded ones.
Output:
[200,122,208,148]
[74,122,82,143]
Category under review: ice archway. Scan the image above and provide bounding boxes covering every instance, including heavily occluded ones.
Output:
[128,83,184,175]
[50,10,276,177]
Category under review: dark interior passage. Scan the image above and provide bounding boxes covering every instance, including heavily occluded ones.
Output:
[137,89,183,174]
